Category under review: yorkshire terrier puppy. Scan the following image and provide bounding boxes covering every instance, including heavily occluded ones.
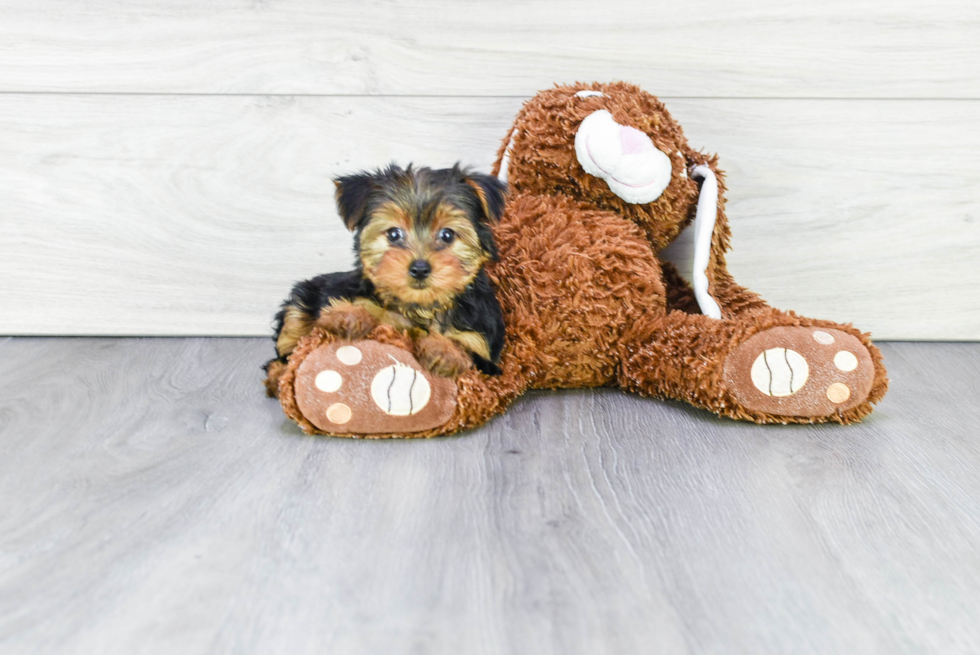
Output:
[265,164,507,396]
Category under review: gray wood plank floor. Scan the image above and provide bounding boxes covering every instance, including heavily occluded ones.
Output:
[1,338,978,655]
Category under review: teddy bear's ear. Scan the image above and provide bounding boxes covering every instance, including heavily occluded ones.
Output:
[688,163,723,320]
[333,172,376,231]
[463,171,508,224]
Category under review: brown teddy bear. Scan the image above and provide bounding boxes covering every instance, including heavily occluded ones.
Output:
[268,82,888,438]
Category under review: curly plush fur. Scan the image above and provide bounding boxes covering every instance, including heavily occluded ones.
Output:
[269,82,888,437]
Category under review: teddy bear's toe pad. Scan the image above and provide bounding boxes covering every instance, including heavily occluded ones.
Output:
[294,341,457,435]
[723,327,874,418]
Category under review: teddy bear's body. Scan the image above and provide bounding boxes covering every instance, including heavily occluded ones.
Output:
[271,83,887,438]
[488,193,667,389]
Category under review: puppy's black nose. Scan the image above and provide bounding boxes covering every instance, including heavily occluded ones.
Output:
[408,259,431,280]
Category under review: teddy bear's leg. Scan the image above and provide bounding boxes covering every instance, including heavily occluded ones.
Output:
[276,325,527,438]
[619,309,888,424]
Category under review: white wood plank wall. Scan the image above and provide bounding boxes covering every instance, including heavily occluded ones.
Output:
[0,0,977,339]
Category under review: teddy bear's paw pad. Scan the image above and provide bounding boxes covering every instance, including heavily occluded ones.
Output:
[723,327,875,418]
[294,341,457,435]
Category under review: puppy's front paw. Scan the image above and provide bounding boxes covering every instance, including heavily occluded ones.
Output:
[316,304,378,340]
[415,333,474,378]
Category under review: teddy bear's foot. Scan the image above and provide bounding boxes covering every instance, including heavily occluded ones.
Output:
[292,340,457,435]
[723,326,876,418]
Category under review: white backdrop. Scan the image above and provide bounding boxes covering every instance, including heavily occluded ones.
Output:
[1,0,977,339]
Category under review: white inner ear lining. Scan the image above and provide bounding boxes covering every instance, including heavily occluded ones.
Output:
[497,130,517,183]
[691,165,722,320]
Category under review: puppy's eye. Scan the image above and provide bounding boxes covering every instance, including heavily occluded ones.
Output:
[386,227,405,244]
[438,228,455,244]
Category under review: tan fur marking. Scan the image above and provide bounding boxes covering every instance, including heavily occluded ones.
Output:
[347,297,415,331]
[276,306,315,357]
[358,202,411,271]
[433,204,488,272]
[443,328,492,361]
[465,178,495,222]
[373,202,411,227]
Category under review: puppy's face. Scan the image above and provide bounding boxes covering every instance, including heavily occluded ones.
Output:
[334,164,506,309]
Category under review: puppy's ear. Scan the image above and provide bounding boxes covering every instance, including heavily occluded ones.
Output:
[463,171,507,224]
[333,172,375,231]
